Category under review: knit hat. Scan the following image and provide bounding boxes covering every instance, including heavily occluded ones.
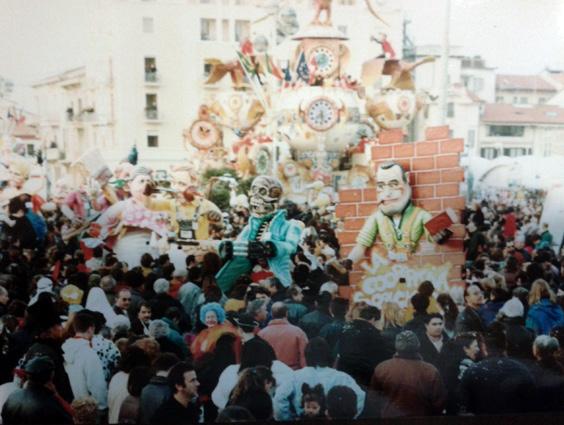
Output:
[395,330,420,354]
[153,278,170,294]
[499,297,524,318]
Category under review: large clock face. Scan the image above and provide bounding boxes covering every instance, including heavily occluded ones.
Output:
[305,97,338,132]
[310,46,337,77]
[184,119,220,150]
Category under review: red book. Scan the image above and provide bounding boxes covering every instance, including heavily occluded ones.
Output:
[424,208,457,236]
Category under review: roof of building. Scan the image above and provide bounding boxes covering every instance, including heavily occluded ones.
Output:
[482,103,564,125]
[496,74,557,92]
[32,66,86,88]
[12,122,39,140]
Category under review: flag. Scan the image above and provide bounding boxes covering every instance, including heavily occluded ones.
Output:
[264,54,283,80]
[241,38,253,56]
[236,50,255,76]
[296,52,309,82]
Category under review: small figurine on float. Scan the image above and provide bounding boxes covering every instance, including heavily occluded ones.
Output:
[215,176,303,293]
[344,161,454,268]
[96,166,176,267]
[170,165,223,242]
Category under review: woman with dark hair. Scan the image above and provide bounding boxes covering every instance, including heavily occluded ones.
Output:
[215,405,255,422]
[436,293,459,338]
[118,366,153,423]
[196,333,238,422]
[201,252,222,291]
[438,332,481,415]
[404,280,442,322]
[211,334,292,410]
[226,366,275,421]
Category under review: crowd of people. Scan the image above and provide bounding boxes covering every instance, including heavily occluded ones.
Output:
[0,182,563,424]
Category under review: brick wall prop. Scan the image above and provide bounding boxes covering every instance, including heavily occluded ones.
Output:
[336,126,465,306]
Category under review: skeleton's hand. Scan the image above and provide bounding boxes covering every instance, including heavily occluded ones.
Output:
[232,241,276,259]
[219,241,234,260]
[432,229,453,245]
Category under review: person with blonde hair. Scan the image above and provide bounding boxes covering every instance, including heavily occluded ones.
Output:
[526,279,564,335]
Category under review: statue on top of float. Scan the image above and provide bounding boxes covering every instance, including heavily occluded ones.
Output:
[215,176,303,293]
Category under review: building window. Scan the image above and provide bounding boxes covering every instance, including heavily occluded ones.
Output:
[222,19,229,42]
[539,97,547,104]
[503,147,528,157]
[234,20,250,42]
[473,77,484,92]
[512,96,518,104]
[147,134,159,147]
[201,18,217,41]
[145,94,158,119]
[480,148,498,159]
[447,102,455,118]
[467,129,476,148]
[143,17,154,33]
[496,96,504,103]
[520,97,528,104]
[145,57,157,82]
[488,125,525,137]
[203,63,212,78]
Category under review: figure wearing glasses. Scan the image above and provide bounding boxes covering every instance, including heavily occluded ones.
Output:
[346,161,433,265]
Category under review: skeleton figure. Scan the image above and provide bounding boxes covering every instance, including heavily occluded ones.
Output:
[216,176,303,293]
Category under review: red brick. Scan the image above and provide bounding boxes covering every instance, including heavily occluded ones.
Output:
[338,286,352,299]
[444,253,466,265]
[416,171,441,184]
[425,126,450,140]
[337,231,359,245]
[340,245,353,257]
[358,203,379,217]
[379,129,404,144]
[451,224,465,238]
[436,154,459,169]
[448,265,462,279]
[418,254,445,266]
[440,138,464,154]
[408,173,416,186]
[393,143,415,158]
[335,204,357,218]
[412,185,435,199]
[417,199,441,212]
[442,196,466,210]
[344,218,366,231]
[415,141,439,156]
[436,183,459,197]
[411,157,435,171]
[339,189,363,203]
[372,146,392,159]
[441,168,464,183]
[438,238,464,252]
[363,188,377,202]
[397,159,411,172]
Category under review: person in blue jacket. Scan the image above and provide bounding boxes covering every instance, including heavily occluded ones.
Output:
[526,279,564,335]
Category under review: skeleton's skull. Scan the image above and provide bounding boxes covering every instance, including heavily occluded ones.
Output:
[249,176,283,218]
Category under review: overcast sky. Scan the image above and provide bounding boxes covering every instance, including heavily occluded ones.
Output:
[0,0,563,112]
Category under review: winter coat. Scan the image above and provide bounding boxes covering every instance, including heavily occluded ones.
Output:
[460,356,535,415]
[337,319,390,386]
[495,316,534,358]
[455,306,486,334]
[526,299,564,335]
[319,319,346,353]
[273,366,365,421]
[139,375,173,425]
[24,339,74,402]
[371,353,446,417]
[284,300,308,326]
[178,282,202,322]
[1,383,73,424]
[298,310,332,339]
[417,333,449,370]
[258,319,308,370]
[61,337,108,410]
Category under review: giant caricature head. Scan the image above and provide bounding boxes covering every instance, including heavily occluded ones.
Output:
[249,176,283,218]
[128,166,154,201]
[170,166,199,203]
[376,162,411,217]
[8,159,30,190]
